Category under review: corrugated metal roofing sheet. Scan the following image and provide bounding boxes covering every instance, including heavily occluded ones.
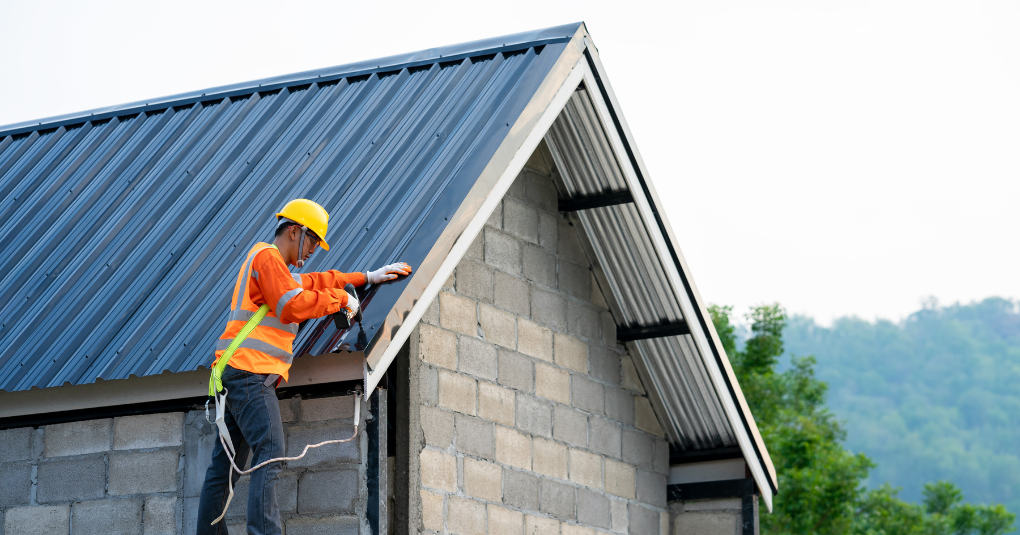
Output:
[0,26,575,392]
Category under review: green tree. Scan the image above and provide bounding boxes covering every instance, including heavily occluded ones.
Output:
[709,304,1015,535]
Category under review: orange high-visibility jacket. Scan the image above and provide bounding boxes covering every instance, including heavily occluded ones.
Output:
[214,242,366,381]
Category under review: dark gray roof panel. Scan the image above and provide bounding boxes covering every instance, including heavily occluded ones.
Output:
[0,33,573,392]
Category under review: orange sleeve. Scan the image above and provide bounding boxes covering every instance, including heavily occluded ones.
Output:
[298,270,367,292]
[252,249,351,324]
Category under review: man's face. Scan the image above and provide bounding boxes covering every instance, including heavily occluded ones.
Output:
[291,225,318,264]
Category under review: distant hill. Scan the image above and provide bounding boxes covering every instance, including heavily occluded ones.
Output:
[782,297,1020,521]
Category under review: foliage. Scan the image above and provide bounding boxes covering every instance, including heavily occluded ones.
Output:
[783,298,1020,528]
[709,303,1015,535]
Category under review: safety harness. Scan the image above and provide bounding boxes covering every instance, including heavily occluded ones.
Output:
[205,247,361,526]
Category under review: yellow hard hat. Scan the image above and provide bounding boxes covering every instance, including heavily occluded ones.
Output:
[276,199,330,250]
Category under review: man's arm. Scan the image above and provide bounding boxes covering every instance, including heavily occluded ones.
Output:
[297,270,367,291]
[253,249,350,324]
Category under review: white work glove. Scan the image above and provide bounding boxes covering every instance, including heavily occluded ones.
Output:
[343,293,360,318]
[367,262,412,284]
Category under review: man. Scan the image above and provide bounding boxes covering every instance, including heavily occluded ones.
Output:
[196,199,411,535]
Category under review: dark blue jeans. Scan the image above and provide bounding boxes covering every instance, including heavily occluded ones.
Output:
[197,367,285,535]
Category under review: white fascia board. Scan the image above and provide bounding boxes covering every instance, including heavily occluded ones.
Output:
[573,54,775,512]
[363,32,590,397]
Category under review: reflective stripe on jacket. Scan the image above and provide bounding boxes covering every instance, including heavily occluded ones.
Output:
[213,242,366,381]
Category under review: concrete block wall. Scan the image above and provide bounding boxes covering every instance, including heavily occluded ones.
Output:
[0,393,367,535]
[408,145,671,534]
[669,498,755,535]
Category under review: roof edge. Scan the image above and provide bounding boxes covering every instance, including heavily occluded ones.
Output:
[0,22,584,138]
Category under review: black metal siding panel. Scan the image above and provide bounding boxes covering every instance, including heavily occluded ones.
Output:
[0,43,566,392]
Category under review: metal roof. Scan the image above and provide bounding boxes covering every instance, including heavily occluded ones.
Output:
[0,22,778,505]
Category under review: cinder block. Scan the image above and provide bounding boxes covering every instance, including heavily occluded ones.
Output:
[114,412,184,450]
[495,427,531,470]
[589,417,622,459]
[494,271,530,317]
[571,375,605,415]
[440,292,478,336]
[45,418,110,457]
[531,288,566,331]
[523,245,556,288]
[605,459,636,499]
[144,497,178,535]
[627,504,660,535]
[535,362,570,404]
[498,349,534,393]
[568,448,602,489]
[420,364,439,405]
[506,175,526,200]
[653,439,670,475]
[588,346,621,386]
[3,505,69,535]
[636,468,667,508]
[517,319,553,362]
[526,514,560,535]
[532,438,567,480]
[554,334,587,374]
[538,212,559,253]
[466,232,484,260]
[108,450,179,495]
[0,462,32,506]
[558,221,587,265]
[525,170,557,212]
[621,356,645,394]
[0,427,32,462]
[72,498,142,535]
[421,489,445,531]
[635,397,665,438]
[455,414,494,459]
[524,148,553,176]
[540,478,575,520]
[503,468,539,510]
[515,395,552,438]
[285,516,360,535]
[420,324,458,370]
[479,304,516,350]
[37,456,106,503]
[183,497,200,535]
[448,496,486,535]
[591,275,609,310]
[459,335,498,381]
[600,311,616,347]
[490,504,525,533]
[611,499,628,533]
[605,388,634,426]
[566,300,600,341]
[504,198,539,244]
[558,261,590,301]
[184,412,217,498]
[285,424,360,467]
[298,469,359,513]
[622,429,653,470]
[561,523,595,535]
[487,199,504,229]
[445,271,456,291]
[457,259,494,303]
[577,488,611,529]
[279,398,297,423]
[421,406,455,447]
[674,512,739,535]
[553,406,588,448]
[485,229,522,275]
[420,449,457,492]
[301,395,355,422]
[439,370,477,415]
[422,297,441,326]
[478,382,515,426]
[463,458,502,502]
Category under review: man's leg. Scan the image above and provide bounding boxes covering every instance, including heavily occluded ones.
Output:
[231,372,286,535]
[196,378,251,534]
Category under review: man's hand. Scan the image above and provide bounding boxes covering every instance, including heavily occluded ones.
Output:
[367,262,413,284]
[343,293,360,319]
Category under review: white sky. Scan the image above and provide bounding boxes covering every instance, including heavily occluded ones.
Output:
[2,0,1017,325]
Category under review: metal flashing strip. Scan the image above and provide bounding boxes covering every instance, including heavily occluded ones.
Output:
[0,24,583,138]
[667,478,756,502]
[572,56,775,511]
[616,321,691,342]
[557,190,633,211]
[360,30,590,397]
[670,446,744,465]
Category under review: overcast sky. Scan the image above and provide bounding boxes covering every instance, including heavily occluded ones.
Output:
[2,0,1017,324]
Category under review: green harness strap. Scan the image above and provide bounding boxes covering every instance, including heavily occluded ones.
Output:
[209,304,270,396]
